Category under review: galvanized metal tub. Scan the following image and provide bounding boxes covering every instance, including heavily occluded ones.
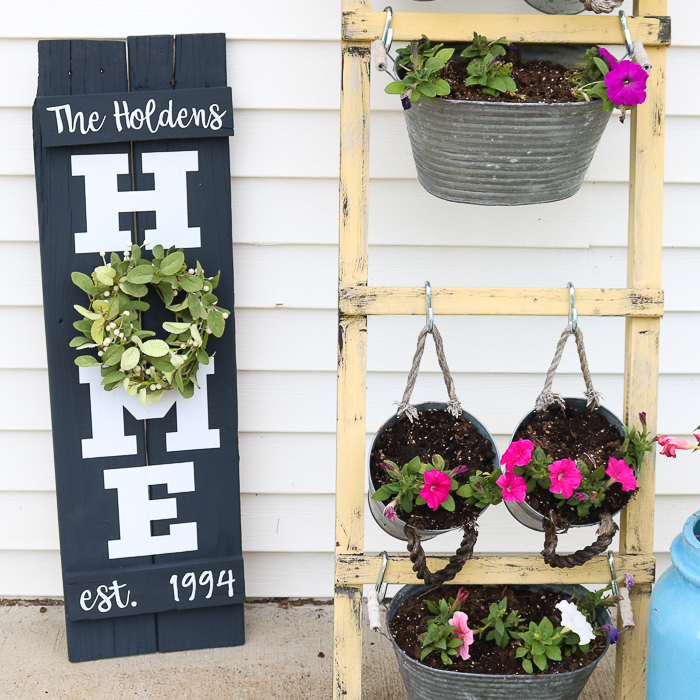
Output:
[387,583,612,700]
[403,97,611,206]
[368,402,499,542]
[504,397,626,532]
[523,0,584,13]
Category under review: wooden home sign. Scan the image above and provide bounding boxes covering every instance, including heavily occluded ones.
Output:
[32,34,244,662]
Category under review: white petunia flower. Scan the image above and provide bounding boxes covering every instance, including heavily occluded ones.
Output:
[555,600,595,645]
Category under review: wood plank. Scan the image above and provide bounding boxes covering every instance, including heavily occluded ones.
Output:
[5,426,700,495]
[617,0,668,689]
[2,0,339,41]
[7,177,700,249]
[340,286,664,317]
[335,554,656,586]
[342,12,671,46]
[6,109,700,183]
[5,40,700,116]
[3,491,695,555]
[10,368,700,436]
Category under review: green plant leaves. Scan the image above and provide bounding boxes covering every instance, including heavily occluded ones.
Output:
[208,309,225,337]
[160,251,185,276]
[71,271,94,293]
[180,275,203,292]
[126,265,156,284]
[75,355,100,367]
[120,346,141,371]
[141,339,169,357]
[163,321,191,334]
[94,265,116,286]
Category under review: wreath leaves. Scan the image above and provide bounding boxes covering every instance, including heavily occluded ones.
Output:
[71,244,230,406]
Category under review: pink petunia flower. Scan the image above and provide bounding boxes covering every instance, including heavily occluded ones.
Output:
[606,457,638,492]
[658,435,698,458]
[598,46,620,70]
[383,502,398,522]
[448,611,474,661]
[496,471,528,503]
[419,470,452,510]
[548,459,582,499]
[455,587,469,606]
[605,60,648,107]
[450,464,468,477]
[500,439,535,471]
[575,492,588,502]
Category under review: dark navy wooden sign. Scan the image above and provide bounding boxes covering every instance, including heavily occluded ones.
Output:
[32,34,245,662]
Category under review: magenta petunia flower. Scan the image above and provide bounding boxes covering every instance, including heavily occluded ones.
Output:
[450,464,468,477]
[448,611,474,660]
[575,492,588,502]
[658,435,697,458]
[548,459,582,499]
[606,457,638,492]
[605,60,648,107]
[598,46,620,70]
[500,439,535,471]
[496,471,528,503]
[420,470,452,510]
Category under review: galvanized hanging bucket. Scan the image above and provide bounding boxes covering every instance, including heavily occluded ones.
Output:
[404,97,610,206]
[524,0,584,13]
[368,401,500,542]
[387,583,612,700]
[504,397,626,532]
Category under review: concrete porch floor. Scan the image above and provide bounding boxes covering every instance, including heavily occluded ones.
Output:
[0,600,614,699]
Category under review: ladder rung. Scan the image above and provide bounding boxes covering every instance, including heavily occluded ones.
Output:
[341,12,671,46]
[339,286,664,317]
[336,553,656,585]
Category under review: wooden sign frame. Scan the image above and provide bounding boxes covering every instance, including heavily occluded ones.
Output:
[33,34,244,661]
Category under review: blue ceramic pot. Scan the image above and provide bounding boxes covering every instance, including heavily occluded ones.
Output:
[647,510,700,699]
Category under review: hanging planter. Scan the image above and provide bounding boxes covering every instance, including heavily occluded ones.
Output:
[381,33,649,206]
[524,0,624,13]
[385,583,614,700]
[500,320,655,568]
[368,318,501,584]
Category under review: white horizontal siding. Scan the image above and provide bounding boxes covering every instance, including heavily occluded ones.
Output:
[3,243,700,312]
[4,308,700,377]
[4,107,700,182]
[4,368,700,438]
[0,0,698,599]
[1,428,699,496]
[0,491,694,555]
[3,38,699,116]
[5,176,700,248]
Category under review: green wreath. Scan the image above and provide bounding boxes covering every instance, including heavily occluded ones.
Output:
[70,243,229,406]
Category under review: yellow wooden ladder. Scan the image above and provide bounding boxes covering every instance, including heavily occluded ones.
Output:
[336,3,669,698]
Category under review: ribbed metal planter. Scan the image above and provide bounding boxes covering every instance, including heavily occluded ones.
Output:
[523,0,584,13]
[387,583,611,700]
[504,398,626,532]
[368,402,499,542]
[403,97,610,206]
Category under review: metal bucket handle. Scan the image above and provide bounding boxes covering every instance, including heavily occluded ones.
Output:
[541,510,619,568]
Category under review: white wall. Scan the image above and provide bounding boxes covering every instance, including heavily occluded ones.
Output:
[0,0,698,598]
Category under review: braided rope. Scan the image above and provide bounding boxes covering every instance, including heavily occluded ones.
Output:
[581,0,624,13]
[405,520,478,584]
[535,325,602,412]
[395,324,462,421]
[541,511,618,568]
